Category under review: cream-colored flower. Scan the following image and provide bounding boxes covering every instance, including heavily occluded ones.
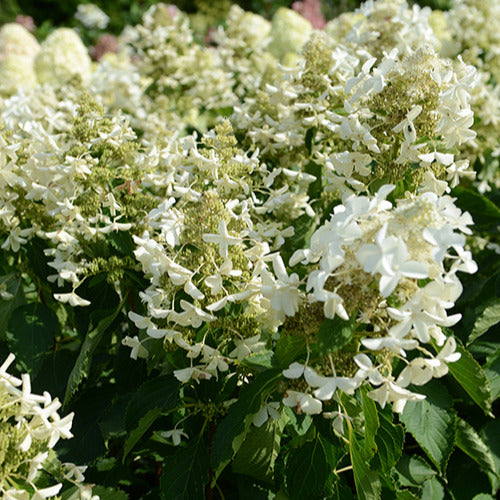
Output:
[34,28,92,85]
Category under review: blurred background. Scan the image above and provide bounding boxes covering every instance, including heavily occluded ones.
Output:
[0,0,453,40]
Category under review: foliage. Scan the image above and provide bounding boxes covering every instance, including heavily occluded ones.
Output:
[0,0,498,499]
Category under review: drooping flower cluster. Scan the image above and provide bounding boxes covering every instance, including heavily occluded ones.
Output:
[0,354,95,499]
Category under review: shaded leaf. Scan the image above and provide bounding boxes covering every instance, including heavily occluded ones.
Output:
[91,486,129,500]
[371,412,404,473]
[395,455,436,488]
[286,437,330,500]
[275,335,306,369]
[421,478,444,500]
[232,412,286,482]
[125,375,179,431]
[400,398,456,473]
[483,353,500,402]
[456,419,498,486]
[446,338,493,415]
[451,186,500,232]
[468,299,500,345]
[317,315,355,354]
[6,302,59,378]
[64,296,126,406]
[360,385,379,460]
[349,431,381,500]
[123,407,161,460]
[211,370,281,477]
[160,435,209,500]
[0,274,25,341]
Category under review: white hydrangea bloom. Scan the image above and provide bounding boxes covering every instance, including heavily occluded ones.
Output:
[34,28,92,85]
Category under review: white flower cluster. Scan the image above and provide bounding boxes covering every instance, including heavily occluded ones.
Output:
[0,23,91,95]
[281,185,475,415]
[75,3,110,30]
[0,354,96,499]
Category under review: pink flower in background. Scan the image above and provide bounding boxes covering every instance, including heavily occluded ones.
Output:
[90,33,118,61]
[15,14,36,32]
[292,0,326,29]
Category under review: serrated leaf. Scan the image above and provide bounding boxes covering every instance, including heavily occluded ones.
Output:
[400,398,456,473]
[64,296,126,406]
[123,407,161,460]
[91,486,129,500]
[275,335,306,369]
[211,370,281,477]
[232,412,285,482]
[0,274,25,341]
[125,375,179,431]
[6,303,59,378]
[160,435,209,500]
[360,385,379,460]
[446,338,493,415]
[451,186,500,232]
[284,407,313,436]
[455,419,497,481]
[484,353,500,402]
[468,299,500,345]
[241,350,276,370]
[395,456,436,487]
[371,412,404,473]
[286,437,330,500]
[421,478,444,500]
[349,431,381,500]
[108,230,134,256]
[395,491,419,500]
[317,315,355,354]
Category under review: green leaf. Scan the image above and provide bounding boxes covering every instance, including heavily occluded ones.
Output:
[284,407,313,436]
[395,491,419,500]
[232,412,286,482]
[304,161,322,200]
[421,478,445,500]
[160,435,209,500]
[317,315,355,354]
[400,398,457,473]
[395,456,436,487]
[371,412,404,473]
[349,431,381,500]
[6,303,59,378]
[108,230,134,256]
[91,486,129,500]
[241,350,276,371]
[484,353,500,402]
[64,296,126,406]
[468,299,500,345]
[286,437,330,500]
[123,407,162,460]
[125,375,179,431]
[446,338,493,415]
[211,370,281,477]
[455,419,497,481]
[0,274,25,341]
[360,385,379,460]
[275,335,306,369]
[235,475,272,500]
[451,186,500,232]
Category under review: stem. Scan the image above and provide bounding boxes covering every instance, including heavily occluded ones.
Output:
[215,481,226,500]
[335,465,353,474]
[205,419,216,500]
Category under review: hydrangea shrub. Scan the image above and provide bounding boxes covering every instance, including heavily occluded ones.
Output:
[0,1,498,499]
